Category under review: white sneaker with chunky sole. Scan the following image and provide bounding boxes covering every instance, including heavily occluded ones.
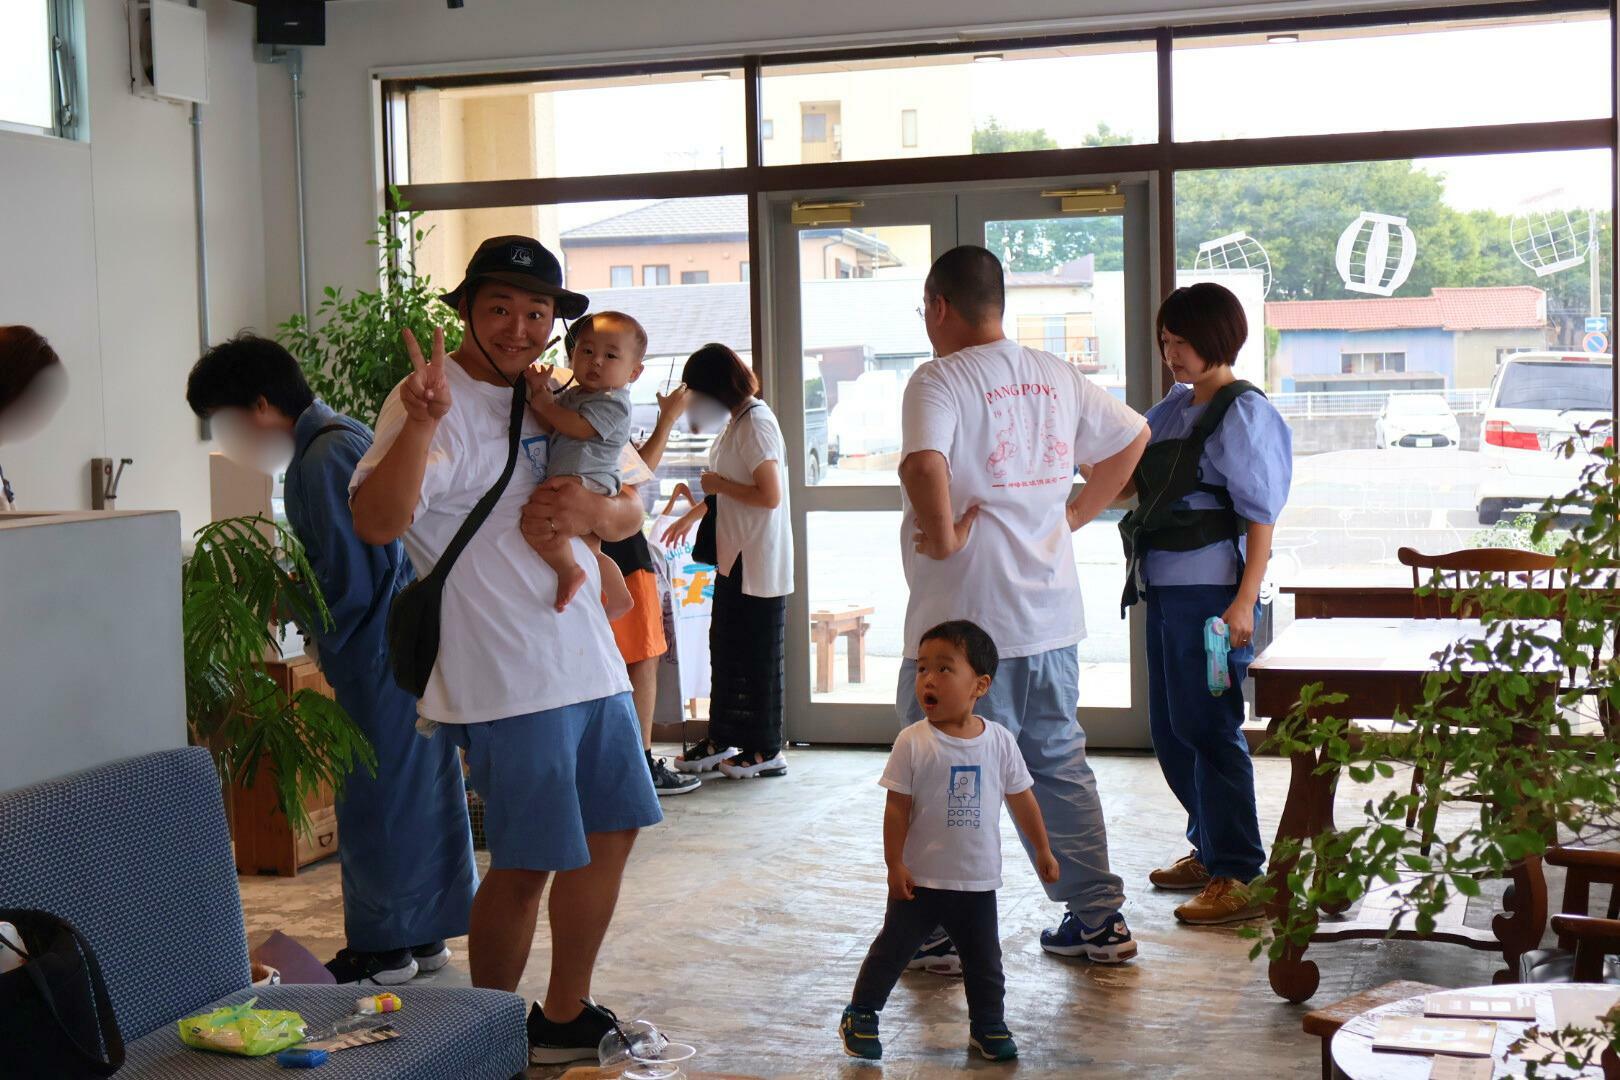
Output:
[717,751,788,779]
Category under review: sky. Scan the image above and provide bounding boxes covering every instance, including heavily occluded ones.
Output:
[0,4,53,130]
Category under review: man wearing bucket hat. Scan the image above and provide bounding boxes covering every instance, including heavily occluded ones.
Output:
[350,235,664,1065]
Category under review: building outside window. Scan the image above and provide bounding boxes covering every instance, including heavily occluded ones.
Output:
[681,270,710,284]
[643,264,671,286]
[900,109,918,148]
[1342,351,1408,374]
[609,265,633,287]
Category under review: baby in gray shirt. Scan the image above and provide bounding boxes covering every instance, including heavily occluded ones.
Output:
[526,311,645,611]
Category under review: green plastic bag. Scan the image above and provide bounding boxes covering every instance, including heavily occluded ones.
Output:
[177,998,307,1057]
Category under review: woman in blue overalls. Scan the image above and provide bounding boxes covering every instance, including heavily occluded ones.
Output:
[1119,282,1291,926]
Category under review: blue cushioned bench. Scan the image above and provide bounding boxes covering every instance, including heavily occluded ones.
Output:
[0,746,527,1079]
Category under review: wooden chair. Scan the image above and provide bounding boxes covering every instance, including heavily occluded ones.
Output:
[1397,546,1560,620]
[1301,979,1443,1079]
[1395,547,1564,842]
[1520,845,1620,984]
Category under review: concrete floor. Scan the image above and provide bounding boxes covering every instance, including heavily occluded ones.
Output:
[239,747,1512,1079]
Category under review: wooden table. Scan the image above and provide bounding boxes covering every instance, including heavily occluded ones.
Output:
[1251,619,1562,1003]
[1330,983,1618,1078]
[810,605,874,695]
[1283,581,1419,619]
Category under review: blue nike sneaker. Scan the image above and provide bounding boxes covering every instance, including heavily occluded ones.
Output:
[839,1005,882,1060]
[1039,910,1138,963]
[905,928,961,975]
[970,1021,1019,1062]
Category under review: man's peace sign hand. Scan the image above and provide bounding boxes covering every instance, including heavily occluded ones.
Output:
[400,327,452,423]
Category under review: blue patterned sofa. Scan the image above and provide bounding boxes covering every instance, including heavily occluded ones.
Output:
[0,747,528,1079]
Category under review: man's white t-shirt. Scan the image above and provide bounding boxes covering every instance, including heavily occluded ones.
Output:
[349,358,631,725]
[708,401,793,598]
[899,338,1146,660]
[879,718,1034,892]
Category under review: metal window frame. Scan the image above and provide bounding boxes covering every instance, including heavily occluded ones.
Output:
[381,0,1618,412]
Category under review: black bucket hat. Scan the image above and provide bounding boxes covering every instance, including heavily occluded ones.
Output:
[440,235,589,320]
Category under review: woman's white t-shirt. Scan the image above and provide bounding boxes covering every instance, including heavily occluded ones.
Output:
[898,338,1146,660]
[879,718,1034,892]
[708,401,793,599]
[349,358,631,724]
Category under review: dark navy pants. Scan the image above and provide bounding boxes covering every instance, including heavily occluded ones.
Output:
[1144,584,1266,882]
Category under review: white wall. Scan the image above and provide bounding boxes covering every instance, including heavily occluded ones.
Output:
[0,0,266,538]
[257,0,1483,344]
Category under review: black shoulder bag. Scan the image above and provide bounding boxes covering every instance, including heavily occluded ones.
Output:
[0,909,124,1077]
[387,379,526,697]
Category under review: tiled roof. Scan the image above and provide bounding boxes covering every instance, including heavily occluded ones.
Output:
[561,196,748,243]
[580,278,934,359]
[1007,255,1094,287]
[1267,286,1546,332]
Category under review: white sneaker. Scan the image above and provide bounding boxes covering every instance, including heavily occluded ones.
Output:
[717,751,788,779]
[673,738,738,774]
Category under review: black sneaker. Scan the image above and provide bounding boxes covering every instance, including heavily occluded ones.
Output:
[528,1001,617,1065]
[410,940,452,974]
[970,1020,1018,1062]
[839,1005,882,1060]
[324,947,417,985]
[649,753,701,796]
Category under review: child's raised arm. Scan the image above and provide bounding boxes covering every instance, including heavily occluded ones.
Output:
[883,790,916,900]
[1006,789,1061,884]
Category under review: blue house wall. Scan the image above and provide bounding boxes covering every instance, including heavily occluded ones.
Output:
[1275,328,1457,386]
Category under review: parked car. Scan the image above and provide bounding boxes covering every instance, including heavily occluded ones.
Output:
[1374,393,1461,450]
[1474,351,1613,524]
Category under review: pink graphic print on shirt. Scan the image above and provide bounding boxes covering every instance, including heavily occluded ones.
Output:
[983,381,1070,488]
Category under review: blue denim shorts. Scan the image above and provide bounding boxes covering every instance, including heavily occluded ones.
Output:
[442,693,662,871]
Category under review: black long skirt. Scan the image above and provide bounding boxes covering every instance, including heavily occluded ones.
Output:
[708,554,787,755]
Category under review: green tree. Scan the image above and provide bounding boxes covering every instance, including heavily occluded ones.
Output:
[972,117,1058,154]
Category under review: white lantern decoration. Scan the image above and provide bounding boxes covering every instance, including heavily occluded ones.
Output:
[1194,232,1274,298]
[1510,208,1592,278]
[1336,212,1417,297]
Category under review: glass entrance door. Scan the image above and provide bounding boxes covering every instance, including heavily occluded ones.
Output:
[769,181,1153,746]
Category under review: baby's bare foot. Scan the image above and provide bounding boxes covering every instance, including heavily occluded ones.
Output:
[554,562,587,612]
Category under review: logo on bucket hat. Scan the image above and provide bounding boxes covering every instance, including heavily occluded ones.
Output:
[439,234,588,320]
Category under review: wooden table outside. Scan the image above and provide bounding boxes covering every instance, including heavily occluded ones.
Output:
[811,605,875,695]
[1330,982,1618,1078]
[1283,581,1420,619]
[1250,618,1562,1004]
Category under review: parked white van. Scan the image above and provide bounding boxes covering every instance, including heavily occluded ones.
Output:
[1474,351,1613,524]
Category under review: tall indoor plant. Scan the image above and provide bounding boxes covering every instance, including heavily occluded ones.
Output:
[184,515,375,836]
[276,188,463,427]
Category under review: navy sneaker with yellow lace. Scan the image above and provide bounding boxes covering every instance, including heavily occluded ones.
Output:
[970,1020,1019,1062]
[839,1005,882,1060]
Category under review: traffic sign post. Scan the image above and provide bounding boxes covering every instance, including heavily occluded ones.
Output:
[1585,331,1610,354]
[1586,316,1609,334]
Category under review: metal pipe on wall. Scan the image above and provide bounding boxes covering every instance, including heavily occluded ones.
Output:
[190,0,209,439]
[289,48,310,323]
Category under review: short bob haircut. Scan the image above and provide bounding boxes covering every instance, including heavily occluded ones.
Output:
[681,343,758,411]
[1156,282,1248,368]
[0,326,63,414]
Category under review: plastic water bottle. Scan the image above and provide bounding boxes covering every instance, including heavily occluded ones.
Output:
[1205,616,1233,697]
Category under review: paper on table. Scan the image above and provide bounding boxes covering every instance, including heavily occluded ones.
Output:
[1373,1016,1496,1057]
[1429,1057,1493,1080]
[1554,988,1620,1029]
[1425,992,1537,1022]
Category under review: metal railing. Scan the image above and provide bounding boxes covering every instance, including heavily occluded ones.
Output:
[1270,388,1490,419]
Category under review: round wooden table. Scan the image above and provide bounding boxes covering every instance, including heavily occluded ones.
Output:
[1331,983,1613,1079]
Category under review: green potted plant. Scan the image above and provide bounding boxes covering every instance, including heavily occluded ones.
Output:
[277,189,464,427]
[1251,438,1620,1009]
[183,515,374,836]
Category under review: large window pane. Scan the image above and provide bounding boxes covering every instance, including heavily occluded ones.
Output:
[1175,13,1611,142]
[761,42,1157,167]
[400,68,746,184]
[0,2,52,131]
[413,198,756,513]
[1175,150,1613,629]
